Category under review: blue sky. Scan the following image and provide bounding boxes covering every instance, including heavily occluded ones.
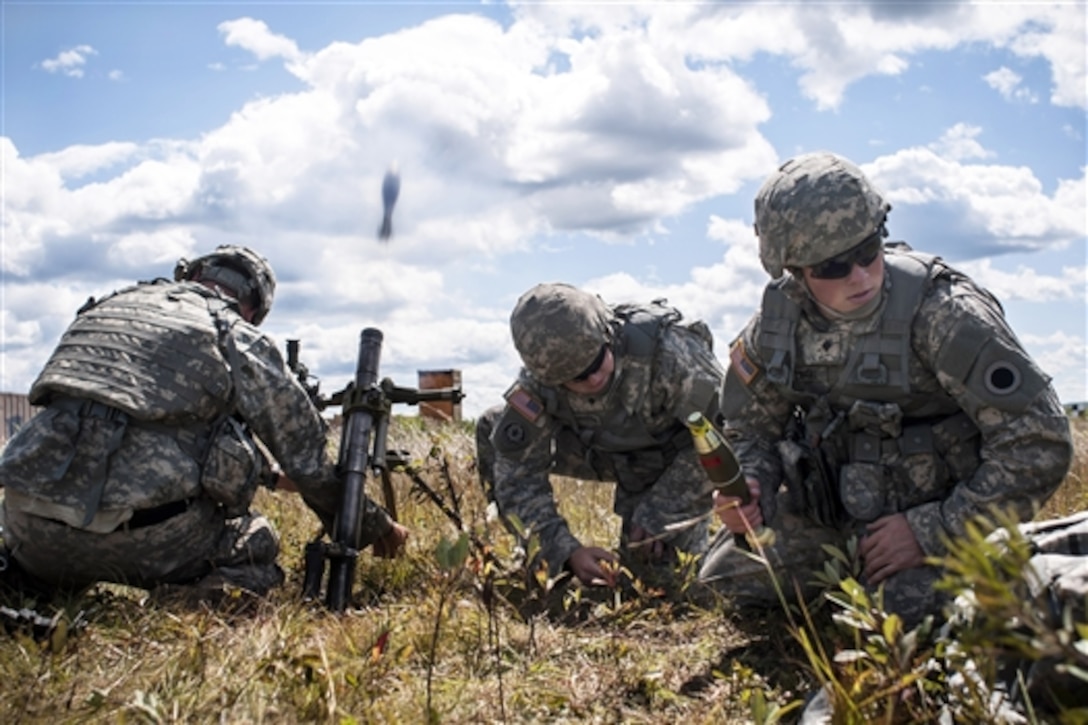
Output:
[2,1,1085,418]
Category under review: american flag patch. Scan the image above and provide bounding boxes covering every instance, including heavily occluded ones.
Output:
[505,385,544,424]
[730,338,760,385]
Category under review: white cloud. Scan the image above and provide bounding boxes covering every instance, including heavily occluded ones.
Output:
[956,258,1085,304]
[983,66,1038,104]
[681,2,1084,112]
[218,18,304,63]
[35,141,140,179]
[109,229,199,269]
[868,142,1086,252]
[1003,2,1087,108]
[39,44,97,78]
[928,124,995,162]
[1019,330,1088,404]
[5,3,1086,411]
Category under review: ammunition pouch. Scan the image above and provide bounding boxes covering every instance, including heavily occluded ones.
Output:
[200,416,263,517]
[838,401,899,522]
[835,401,980,522]
[839,462,887,522]
[0,399,131,531]
[891,412,979,509]
[779,407,848,528]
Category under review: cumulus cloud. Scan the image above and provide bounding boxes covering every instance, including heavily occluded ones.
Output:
[867,140,1086,258]
[983,66,1039,104]
[34,141,141,180]
[928,124,994,162]
[39,45,97,78]
[218,18,304,64]
[685,2,1083,111]
[5,3,1086,410]
[1019,329,1088,406]
[956,258,1085,304]
[1003,2,1087,108]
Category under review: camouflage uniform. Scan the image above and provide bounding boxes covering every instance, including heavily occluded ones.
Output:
[698,154,1073,625]
[0,248,393,597]
[477,283,724,577]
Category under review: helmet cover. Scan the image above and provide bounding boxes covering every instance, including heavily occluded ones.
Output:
[755,152,890,278]
[175,245,277,324]
[510,282,612,386]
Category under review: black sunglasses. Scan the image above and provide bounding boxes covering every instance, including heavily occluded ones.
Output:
[808,235,884,280]
[571,345,608,382]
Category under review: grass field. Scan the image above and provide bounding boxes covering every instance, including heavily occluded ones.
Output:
[1,416,1085,724]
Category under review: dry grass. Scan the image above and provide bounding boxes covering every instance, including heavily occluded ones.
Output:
[1,415,1085,723]
[1040,416,1088,518]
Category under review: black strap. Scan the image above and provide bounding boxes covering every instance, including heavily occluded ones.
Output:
[125,498,193,530]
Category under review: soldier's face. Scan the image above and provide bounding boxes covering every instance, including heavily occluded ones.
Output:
[563,346,615,396]
[802,251,884,313]
[239,299,259,324]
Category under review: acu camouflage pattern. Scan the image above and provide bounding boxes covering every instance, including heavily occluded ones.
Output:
[755,152,890,279]
[1,278,393,595]
[700,246,1073,626]
[29,280,234,422]
[4,497,286,596]
[478,300,724,576]
[509,282,612,386]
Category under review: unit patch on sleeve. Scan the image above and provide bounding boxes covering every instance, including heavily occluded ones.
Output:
[729,338,760,386]
[504,384,545,424]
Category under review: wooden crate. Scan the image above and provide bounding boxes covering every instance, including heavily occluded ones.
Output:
[417,370,462,423]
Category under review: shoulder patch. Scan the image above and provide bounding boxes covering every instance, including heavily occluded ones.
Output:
[729,338,760,386]
[504,384,544,424]
[502,421,527,446]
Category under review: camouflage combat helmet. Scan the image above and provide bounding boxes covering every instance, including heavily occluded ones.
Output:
[174,245,277,324]
[510,282,612,386]
[754,152,891,278]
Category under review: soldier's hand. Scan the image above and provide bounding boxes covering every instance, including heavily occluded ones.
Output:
[567,546,620,587]
[372,522,409,559]
[713,478,763,535]
[627,524,667,562]
[860,513,925,584]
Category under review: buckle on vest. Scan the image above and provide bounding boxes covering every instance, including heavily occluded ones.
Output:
[855,362,888,385]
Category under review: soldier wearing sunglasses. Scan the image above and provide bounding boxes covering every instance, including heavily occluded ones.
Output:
[476,282,725,588]
[698,152,1072,627]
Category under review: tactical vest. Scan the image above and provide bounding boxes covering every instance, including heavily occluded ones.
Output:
[30,280,235,424]
[757,248,981,523]
[9,280,256,530]
[759,248,956,415]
